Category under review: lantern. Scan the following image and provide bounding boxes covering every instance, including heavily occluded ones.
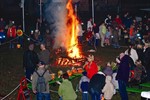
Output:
[17,44,21,49]
[50,73,55,80]
[77,68,83,73]
[67,70,72,77]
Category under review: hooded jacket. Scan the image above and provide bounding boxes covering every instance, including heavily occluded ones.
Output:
[102,76,114,99]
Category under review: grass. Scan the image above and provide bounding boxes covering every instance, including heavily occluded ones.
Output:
[0,42,143,100]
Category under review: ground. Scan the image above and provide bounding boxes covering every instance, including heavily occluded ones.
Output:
[0,40,142,100]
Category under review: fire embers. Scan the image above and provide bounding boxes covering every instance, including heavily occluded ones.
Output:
[55,57,85,67]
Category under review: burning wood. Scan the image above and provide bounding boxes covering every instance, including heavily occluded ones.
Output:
[55,56,86,67]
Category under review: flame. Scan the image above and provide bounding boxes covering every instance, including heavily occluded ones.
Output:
[66,0,81,58]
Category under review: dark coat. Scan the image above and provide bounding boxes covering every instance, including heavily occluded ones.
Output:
[116,55,133,83]
[143,47,150,69]
[88,73,106,94]
[23,50,39,69]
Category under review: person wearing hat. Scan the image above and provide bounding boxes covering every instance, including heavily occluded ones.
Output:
[79,71,90,100]
[32,61,51,100]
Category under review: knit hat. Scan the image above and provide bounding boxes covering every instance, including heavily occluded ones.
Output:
[38,61,45,66]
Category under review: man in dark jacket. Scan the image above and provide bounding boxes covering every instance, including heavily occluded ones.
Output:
[143,43,150,81]
[23,43,39,80]
[88,71,106,100]
[116,53,134,100]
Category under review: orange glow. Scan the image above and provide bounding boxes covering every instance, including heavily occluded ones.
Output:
[66,0,81,58]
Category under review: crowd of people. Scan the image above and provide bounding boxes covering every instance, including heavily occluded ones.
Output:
[1,11,150,100]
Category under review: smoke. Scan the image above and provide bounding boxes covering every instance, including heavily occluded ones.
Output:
[44,0,68,49]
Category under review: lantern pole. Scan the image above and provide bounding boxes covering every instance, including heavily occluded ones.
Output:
[92,0,94,23]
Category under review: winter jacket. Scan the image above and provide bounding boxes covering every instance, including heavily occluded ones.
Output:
[23,50,39,69]
[102,76,114,99]
[79,76,90,92]
[84,61,98,79]
[116,55,131,83]
[58,79,77,100]
[32,68,51,93]
[88,72,106,94]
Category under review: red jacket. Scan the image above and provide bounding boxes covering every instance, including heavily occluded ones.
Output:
[84,61,98,79]
[7,26,16,38]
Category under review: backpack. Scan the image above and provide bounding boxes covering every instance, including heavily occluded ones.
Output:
[35,70,47,92]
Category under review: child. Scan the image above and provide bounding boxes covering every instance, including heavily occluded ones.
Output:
[32,61,51,100]
[102,75,114,100]
[79,71,90,100]
[103,62,113,76]
[105,26,112,46]
[58,73,77,100]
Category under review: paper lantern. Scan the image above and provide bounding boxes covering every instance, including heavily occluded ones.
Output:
[77,68,83,73]
[17,44,21,49]
[50,73,55,80]
[67,70,72,77]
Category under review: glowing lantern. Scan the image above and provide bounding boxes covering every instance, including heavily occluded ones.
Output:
[17,44,21,49]
[50,73,55,80]
[67,70,72,77]
[58,70,63,78]
[72,68,77,74]
[77,68,83,73]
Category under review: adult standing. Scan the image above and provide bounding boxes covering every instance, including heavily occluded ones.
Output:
[125,44,138,64]
[88,71,106,100]
[38,43,50,69]
[143,43,150,81]
[116,53,134,100]
[32,61,51,100]
[23,43,39,80]
[99,22,107,47]
[87,18,93,31]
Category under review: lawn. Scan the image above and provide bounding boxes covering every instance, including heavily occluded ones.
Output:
[0,42,142,100]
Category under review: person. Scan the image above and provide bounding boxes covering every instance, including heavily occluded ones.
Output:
[136,44,144,63]
[32,61,51,100]
[77,22,84,44]
[116,53,134,100]
[143,43,150,81]
[112,26,120,48]
[93,23,100,48]
[99,22,107,47]
[104,14,112,26]
[102,75,114,100]
[103,62,113,76]
[23,43,39,80]
[38,43,50,69]
[58,73,77,100]
[87,18,93,31]
[88,71,106,100]
[83,54,98,79]
[7,21,16,48]
[105,26,112,46]
[125,44,138,64]
[0,17,6,32]
[133,60,145,83]
[79,71,90,100]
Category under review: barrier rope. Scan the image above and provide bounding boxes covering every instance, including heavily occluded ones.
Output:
[0,77,60,100]
[0,32,41,47]
[0,37,18,46]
